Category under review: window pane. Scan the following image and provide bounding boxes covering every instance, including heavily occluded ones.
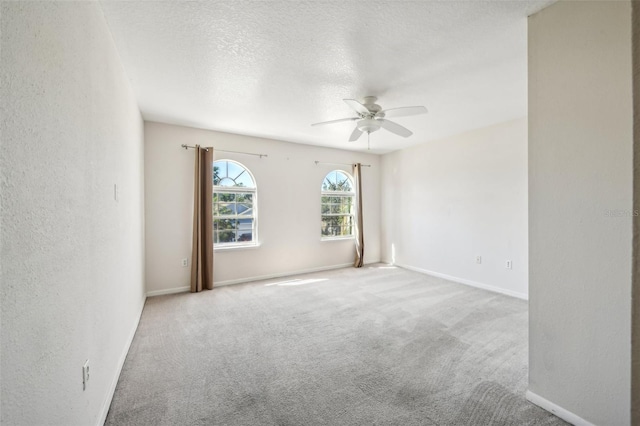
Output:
[218,230,236,243]
[237,218,253,231]
[214,160,256,189]
[237,218,253,242]
[236,193,253,203]
[336,172,352,191]
[237,204,253,216]
[213,161,257,246]
[214,219,236,230]
[227,162,243,181]
[213,165,222,186]
[321,215,354,237]
[237,231,252,242]
[234,172,254,188]
[218,203,236,215]
[218,177,235,187]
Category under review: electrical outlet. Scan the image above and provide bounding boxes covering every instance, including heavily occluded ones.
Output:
[476,256,482,264]
[506,260,513,269]
[181,258,188,267]
[82,360,90,390]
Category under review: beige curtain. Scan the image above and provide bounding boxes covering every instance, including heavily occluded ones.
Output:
[190,145,214,292]
[353,163,364,268]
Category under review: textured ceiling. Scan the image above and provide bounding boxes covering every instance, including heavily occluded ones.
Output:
[99,0,555,154]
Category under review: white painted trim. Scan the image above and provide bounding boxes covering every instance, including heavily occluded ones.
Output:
[145,261,381,296]
[526,390,595,426]
[214,242,261,252]
[215,262,355,287]
[320,236,355,242]
[394,263,528,300]
[146,286,190,297]
[96,296,147,426]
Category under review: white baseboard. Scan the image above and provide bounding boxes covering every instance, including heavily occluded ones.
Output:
[97,295,147,426]
[526,390,595,426]
[215,262,356,286]
[146,286,190,297]
[145,261,380,296]
[394,263,528,300]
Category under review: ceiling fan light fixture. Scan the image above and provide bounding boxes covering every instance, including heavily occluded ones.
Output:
[356,118,381,134]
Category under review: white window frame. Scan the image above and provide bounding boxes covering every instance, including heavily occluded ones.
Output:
[213,160,258,249]
[321,170,355,241]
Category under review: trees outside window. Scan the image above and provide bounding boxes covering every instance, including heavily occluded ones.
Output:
[213,160,257,247]
[321,170,354,238]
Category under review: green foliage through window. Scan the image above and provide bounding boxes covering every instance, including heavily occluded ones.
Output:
[213,160,256,245]
[321,170,354,238]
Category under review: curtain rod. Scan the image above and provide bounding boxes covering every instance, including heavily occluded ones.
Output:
[315,161,371,167]
[181,144,268,158]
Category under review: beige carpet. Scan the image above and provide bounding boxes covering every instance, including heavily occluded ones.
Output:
[106,265,565,425]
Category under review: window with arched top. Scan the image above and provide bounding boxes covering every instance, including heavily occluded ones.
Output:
[321,170,355,239]
[213,160,257,247]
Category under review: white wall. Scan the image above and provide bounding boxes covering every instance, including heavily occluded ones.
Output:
[528,1,633,425]
[633,3,640,423]
[380,118,528,299]
[144,121,380,294]
[1,3,145,425]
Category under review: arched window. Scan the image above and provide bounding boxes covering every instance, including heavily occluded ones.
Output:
[321,170,355,238]
[213,160,257,247]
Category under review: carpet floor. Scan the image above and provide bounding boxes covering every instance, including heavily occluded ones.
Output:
[106,265,565,425]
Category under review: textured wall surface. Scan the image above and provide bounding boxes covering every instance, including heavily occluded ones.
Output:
[144,122,380,294]
[1,2,145,425]
[380,118,528,299]
[528,1,633,424]
[632,2,640,424]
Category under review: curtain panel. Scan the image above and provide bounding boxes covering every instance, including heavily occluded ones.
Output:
[353,163,364,268]
[191,146,214,292]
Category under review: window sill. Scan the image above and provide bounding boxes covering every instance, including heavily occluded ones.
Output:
[214,243,261,252]
[321,236,355,242]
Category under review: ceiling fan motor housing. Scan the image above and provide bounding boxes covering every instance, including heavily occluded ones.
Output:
[362,96,382,116]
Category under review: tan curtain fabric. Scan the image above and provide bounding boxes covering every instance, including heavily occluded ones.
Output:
[190,146,214,292]
[353,163,365,268]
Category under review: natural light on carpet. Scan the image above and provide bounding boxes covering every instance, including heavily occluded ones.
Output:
[265,278,329,287]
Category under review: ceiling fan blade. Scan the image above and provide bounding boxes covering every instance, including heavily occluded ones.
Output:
[379,106,428,118]
[311,117,358,127]
[348,127,363,142]
[343,99,370,115]
[379,119,413,138]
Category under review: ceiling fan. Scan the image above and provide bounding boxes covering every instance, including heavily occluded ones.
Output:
[311,96,428,142]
